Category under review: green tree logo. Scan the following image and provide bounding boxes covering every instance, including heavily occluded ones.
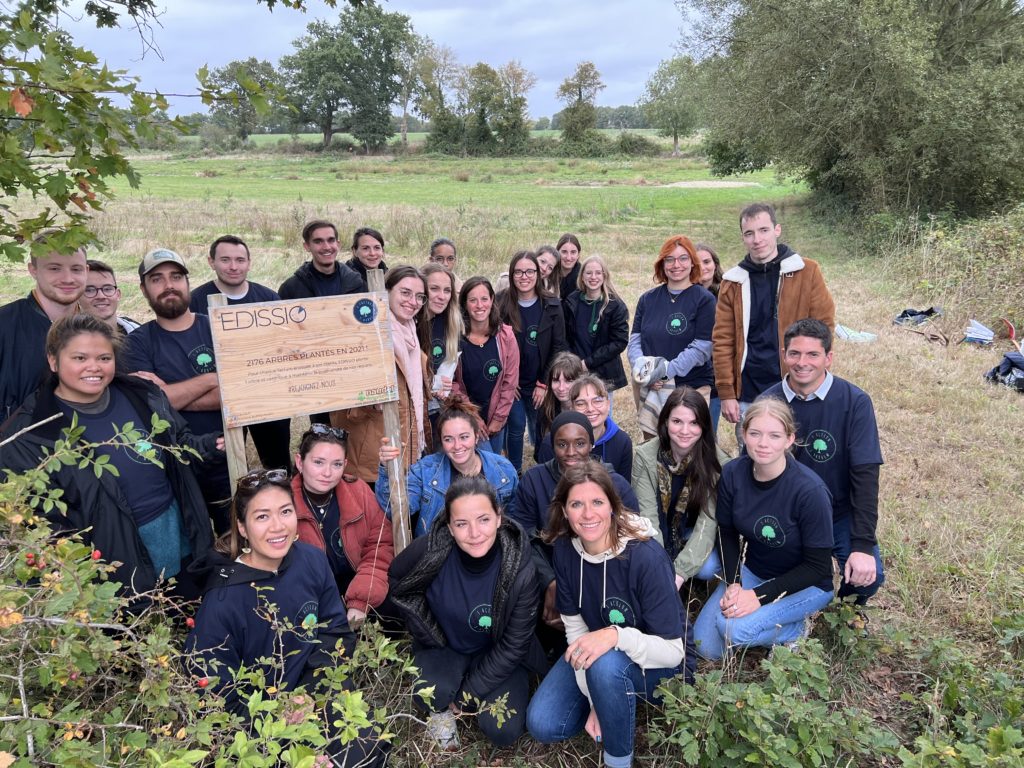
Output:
[432,344,443,358]
[806,430,837,462]
[666,313,687,335]
[754,515,786,548]
[608,609,626,625]
[478,615,492,629]
[196,353,213,367]
[761,525,776,540]
[813,438,828,452]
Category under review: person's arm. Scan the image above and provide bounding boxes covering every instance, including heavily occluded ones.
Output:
[711,282,739,401]
[665,296,715,379]
[808,263,836,332]
[302,556,357,686]
[344,488,395,614]
[154,372,219,411]
[626,293,645,368]
[632,445,664,546]
[585,299,629,369]
[544,300,568,373]
[848,464,880,553]
[674,503,717,581]
[186,600,246,717]
[459,558,540,704]
[487,328,519,433]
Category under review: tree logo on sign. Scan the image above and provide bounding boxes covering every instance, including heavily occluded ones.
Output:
[353,299,377,324]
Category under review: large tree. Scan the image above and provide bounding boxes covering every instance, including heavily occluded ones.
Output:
[282,1,414,151]
[682,0,1024,214]
[492,60,536,154]
[206,57,285,140]
[0,0,348,262]
[556,61,605,143]
[640,57,702,155]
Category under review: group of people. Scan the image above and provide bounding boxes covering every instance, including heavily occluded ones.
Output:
[0,203,885,767]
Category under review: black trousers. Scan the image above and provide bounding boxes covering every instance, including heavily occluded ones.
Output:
[246,418,292,470]
[413,645,529,747]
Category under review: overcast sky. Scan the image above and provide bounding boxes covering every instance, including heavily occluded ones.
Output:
[63,0,688,120]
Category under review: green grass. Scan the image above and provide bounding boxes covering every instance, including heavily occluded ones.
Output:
[3,149,1021,766]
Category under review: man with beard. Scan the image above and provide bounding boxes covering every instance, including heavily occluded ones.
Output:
[122,248,231,533]
[0,230,87,422]
[188,235,290,471]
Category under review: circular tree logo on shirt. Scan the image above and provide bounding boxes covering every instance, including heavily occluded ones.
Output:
[330,529,345,560]
[483,359,502,381]
[526,324,539,346]
[754,515,786,548]
[666,313,688,336]
[431,341,444,363]
[601,597,636,628]
[126,438,163,466]
[468,604,493,633]
[353,299,376,324]
[295,600,320,642]
[805,429,837,463]
[189,345,216,374]
[589,320,599,336]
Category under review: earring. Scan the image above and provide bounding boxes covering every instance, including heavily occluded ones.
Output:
[241,538,251,555]
[294,534,300,542]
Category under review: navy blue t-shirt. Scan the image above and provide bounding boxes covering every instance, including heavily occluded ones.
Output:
[717,455,834,591]
[307,494,356,591]
[427,543,501,655]
[60,388,175,526]
[554,537,685,638]
[764,378,883,519]
[429,314,448,371]
[573,295,600,361]
[189,281,281,313]
[460,334,502,420]
[517,299,543,391]
[632,285,716,388]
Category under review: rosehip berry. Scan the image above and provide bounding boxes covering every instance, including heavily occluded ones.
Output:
[197,677,209,688]
[69,671,79,681]
[91,550,102,561]
[186,617,195,629]
[25,553,35,564]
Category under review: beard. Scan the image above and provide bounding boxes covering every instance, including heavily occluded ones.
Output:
[148,290,189,320]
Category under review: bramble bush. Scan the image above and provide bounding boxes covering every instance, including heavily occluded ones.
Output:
[0,419,420,767]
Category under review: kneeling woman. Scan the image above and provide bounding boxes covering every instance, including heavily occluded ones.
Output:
[376,394,517,537]
[633,387,729,586]
[693,398,834,659]
[389,476,546,748]
[0,314,219,599]
[527,461,695,768]
[292,425,394,630]
[187,471,386,767]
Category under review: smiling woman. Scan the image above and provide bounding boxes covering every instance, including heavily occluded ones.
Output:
[0,313,222,601]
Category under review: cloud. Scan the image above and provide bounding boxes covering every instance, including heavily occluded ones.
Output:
[62,0,686,118]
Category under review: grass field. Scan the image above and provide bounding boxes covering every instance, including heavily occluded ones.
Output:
[3,150,1022,765]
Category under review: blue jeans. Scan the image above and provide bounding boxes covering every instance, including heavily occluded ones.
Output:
[709,396,721,436]
[527,651,682,768]
[504,396,538,474]
[479,426,506,455]
[832,512,885,605]
[693,565,834,660]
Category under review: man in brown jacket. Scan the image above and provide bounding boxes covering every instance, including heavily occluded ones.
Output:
[712,203,835,427]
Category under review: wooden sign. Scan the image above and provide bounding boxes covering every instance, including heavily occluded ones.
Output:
[208,294,398,429]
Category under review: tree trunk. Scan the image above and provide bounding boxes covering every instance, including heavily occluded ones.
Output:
[672,130,680,157]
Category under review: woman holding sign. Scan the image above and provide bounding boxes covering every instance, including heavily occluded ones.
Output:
[333,266,431,486]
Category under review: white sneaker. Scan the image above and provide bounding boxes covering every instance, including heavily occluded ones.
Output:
[426,710,460,751]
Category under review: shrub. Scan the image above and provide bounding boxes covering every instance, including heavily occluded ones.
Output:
[615,131,661,157]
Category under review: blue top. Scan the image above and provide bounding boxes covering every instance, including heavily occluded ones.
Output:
[376,448,518,536]
[459,334,502,422]
[717,454,834,591]
[630,284,716,388]
[188,280,281,313]
[429,314,448,371]
[427,544,502,654]
[59,387,174,526]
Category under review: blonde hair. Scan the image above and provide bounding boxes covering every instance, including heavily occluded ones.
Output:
[741,397,797,440]
[420,262,463,365]
[575,254,621,324]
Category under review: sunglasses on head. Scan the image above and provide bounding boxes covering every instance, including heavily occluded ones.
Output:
[309,423,348,440]
[237,468,290,490]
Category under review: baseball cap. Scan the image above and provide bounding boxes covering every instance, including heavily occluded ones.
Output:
[139,248,189,278]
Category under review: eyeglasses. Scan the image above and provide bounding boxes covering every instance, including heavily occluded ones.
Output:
[237,468,290,490]
[309,423,348,441]
[397,287,427,305]
[84,284,118,297]
[662,256,690,266]
[573,396,608,410]
[513,269,538,278]
[430,254,456,265]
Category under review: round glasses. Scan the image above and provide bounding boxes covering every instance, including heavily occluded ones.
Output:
[84,284,118,297]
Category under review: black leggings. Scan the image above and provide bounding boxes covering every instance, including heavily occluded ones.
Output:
[414,646,529,747]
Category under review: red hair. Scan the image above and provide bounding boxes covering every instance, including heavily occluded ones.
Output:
[654,235,700,285]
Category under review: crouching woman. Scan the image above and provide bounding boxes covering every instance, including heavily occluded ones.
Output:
[526,460,695,768]
[186,469,386,767]
[388,475,546,749]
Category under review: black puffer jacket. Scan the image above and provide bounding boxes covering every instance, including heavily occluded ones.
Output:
[278,260,365,299]
[0,375,217,594]
[389,519,547,701]
[563,290,629,390]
